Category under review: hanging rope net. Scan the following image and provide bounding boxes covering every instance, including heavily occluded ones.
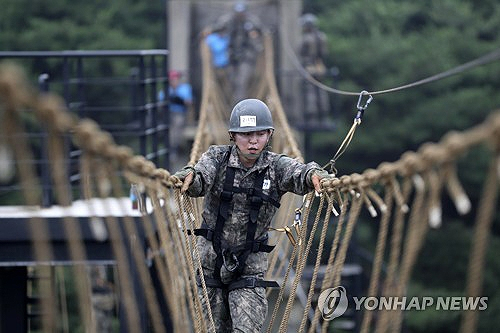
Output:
[0,32,498,333]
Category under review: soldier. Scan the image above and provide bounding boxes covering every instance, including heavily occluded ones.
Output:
[299,13,330,125]
[217,2,264,103]
[173,99,332,332]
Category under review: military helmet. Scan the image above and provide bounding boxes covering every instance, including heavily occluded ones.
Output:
[229,99,274,133]
[301,13,318,27]
[233,2,247,13]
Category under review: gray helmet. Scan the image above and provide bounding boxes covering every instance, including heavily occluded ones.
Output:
[229,99,274,133]
[233,2,247,13]
[301,13,317,27]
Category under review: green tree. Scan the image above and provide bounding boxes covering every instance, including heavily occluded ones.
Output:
[307,1,500,332]
[1,0,165,51]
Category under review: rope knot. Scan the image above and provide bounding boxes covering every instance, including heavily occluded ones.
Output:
[74,119,100,148]
[113,146,134,165]
[442,131,466,157]
[378,162,398,181]
[400,151,424,175]
[362,168,380,185]
[37,94,76,132]
[419,142,449,165]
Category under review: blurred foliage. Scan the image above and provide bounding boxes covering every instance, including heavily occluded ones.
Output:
[310,0,500,171]
[0,0,166,124]
[308,0,500,233]
[0,0,165,51]
[304,1,500,332]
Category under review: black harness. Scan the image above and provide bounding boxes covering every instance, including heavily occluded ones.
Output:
[193,150,280,291]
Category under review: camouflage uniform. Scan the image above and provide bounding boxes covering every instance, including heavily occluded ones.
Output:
[186,145,322,332]
[300,16,330,124]
[217,9,263,103]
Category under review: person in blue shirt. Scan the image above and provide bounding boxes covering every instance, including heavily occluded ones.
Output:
[205,25,230,69]
[205,24,231,100]
[158,70,193,163]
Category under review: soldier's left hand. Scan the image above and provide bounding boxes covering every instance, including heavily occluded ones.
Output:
[181,172,194,193]
[311,169,334,192]
[311,173,322,192]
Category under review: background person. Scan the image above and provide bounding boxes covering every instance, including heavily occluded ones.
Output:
[216,2,264,103]
[204,23,231,100]
[299,13,331,125]
[158,70,193,166]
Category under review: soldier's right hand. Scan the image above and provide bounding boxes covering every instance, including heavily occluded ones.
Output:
[172,166,195,193]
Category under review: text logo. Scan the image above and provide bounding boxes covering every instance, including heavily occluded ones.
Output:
[353,296,488,311]
[318,286,348,321]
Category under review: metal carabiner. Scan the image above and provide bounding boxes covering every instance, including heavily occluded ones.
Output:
[222,249,240,272]
[268,226,297,247]
[355,90,373,122]
[294,208,302,226]
[292,208,303,246]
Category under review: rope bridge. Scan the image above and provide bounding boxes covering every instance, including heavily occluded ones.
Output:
[0,33,498,333]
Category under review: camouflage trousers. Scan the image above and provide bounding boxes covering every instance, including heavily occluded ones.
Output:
[199,273,268,333]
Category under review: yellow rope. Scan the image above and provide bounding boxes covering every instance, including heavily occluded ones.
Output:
[278,194,324,333]
[359,185,394,333]
[321,192,364,333]
[459,154,498,333]
[1,70,57,332]
[298,194,334,333]
[93,163,143,333]
[307,191,348,333]
[1,42,500,332]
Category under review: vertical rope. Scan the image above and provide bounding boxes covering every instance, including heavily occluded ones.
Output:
[307,192,348,333]
[298,194,334,333]
[145,170,189,331]
[159,191,199,332]
[386,170,437,333]
[320,191,363,333]
[459,155,498,333]
[278,195,324,333]
[266,236,300,333]
[146,185,185,332]
[181,193,219,333]
[44,99,94,332]
[1,79,57,332]
[360,185,394,333]
[93,163,142,333]
[375,177,412,332]
[175,191,214,333]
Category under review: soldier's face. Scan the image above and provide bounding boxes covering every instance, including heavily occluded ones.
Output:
[233,130,271,158]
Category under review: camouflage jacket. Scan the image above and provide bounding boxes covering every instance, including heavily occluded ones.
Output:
[187,145,322,278]
[300,29,327,66]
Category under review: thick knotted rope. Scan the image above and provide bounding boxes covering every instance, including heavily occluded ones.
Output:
[1,37,499,333]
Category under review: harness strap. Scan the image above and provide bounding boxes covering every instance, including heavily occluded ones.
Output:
[202,277,226,289]
[193,228,275,253]
[231,187,281,208]
[233,169,267,275]
[227,277,279,292]
[213,165,236,280]
[204,148,282,283]
[198,276,279,291]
